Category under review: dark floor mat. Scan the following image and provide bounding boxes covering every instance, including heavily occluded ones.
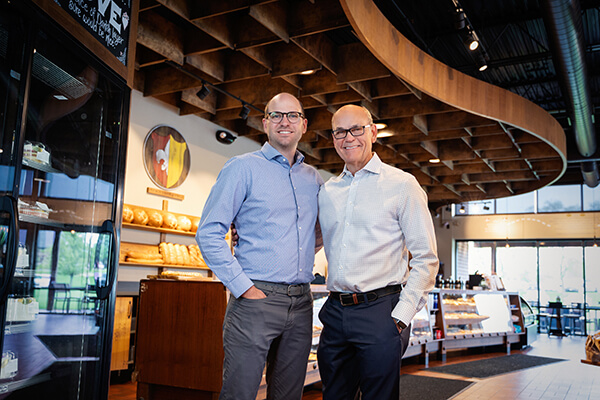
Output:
[399,374,473,400]
[426,354,566,378]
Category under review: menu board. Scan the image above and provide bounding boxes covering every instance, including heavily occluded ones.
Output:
[55,0,131,66]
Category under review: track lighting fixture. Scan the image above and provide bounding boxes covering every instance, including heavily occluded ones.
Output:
[196,84,210,100]
[464,31,479,51]
[483,203,490,211]
[475,50,488,71]
[239,104,250,120]
[459,204,466,214]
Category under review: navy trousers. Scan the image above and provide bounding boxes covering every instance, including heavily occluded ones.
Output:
[317,293,411,400]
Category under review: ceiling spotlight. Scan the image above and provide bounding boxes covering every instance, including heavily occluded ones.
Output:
[465,34,479,51]
[375,123,387,130]
[483,203,490,211]
[196,84,210,100]
[459,205,466,214]
[429,158,441,164]
[239,104,250,120]
[377,131,394,138]
[216,130,237,145]
[300,69,317,75]
[475,51,488,71]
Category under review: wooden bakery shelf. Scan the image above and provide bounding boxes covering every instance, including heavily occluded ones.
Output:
[120,261,210,271]
[122,222,196,237]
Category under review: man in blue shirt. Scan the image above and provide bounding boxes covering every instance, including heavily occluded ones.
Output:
[197,92,323,400]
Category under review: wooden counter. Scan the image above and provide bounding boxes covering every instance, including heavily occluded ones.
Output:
[134,279,227,399]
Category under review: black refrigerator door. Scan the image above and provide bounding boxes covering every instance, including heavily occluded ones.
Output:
[0,1,127,399]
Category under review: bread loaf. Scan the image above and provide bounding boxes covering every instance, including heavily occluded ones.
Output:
[191,217,200,233]
[133,208,149,225]
[148,211,163,227]
[123,206,134,223]
[177,216,192,231]
[159,242,169,264]
[181,245,191,265]
[163,213,178,229]
[167,242,177,265]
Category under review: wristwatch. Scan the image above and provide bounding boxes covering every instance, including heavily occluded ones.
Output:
[394,318,407,330]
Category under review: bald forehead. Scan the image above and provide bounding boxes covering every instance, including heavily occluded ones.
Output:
[265,93,303,114]
[332,105,372,128]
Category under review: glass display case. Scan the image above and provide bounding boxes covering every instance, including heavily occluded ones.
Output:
[440,290,514,338]
[409,305,433,344]
[0,1,129,398]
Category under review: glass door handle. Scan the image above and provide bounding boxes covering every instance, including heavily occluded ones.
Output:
[0,196,19,305]
[95,219,117,300]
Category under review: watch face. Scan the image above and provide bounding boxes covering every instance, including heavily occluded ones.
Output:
[143,125,191,190]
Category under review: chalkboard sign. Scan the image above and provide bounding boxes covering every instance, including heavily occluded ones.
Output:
[55,0,131,66]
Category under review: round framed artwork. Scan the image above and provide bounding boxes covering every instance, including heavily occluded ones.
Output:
[143,125,191,190]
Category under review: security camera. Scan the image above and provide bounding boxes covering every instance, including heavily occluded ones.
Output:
[443,222,450,229]
[216,130,237,145]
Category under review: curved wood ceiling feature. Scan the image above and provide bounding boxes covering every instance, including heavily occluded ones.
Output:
[132,0,568,209]
[339,0,566,199]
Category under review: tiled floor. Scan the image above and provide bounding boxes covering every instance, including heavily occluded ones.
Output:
[109,335,598,400]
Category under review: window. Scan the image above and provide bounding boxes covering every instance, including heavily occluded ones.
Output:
[537,242,584,306]
[583,185,600,211]
[496,243,538,305]
[495,191,535,214]
[538,185,581,212]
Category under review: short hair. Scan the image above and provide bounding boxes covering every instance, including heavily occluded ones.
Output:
[264,93,305,116]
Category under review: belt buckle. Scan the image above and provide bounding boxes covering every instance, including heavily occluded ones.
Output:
[340,293,360,306]
[287,284,301,296]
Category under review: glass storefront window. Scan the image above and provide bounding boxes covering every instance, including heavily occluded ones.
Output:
[537,185,581,212]
[456,241,492,280]
[583,185,600,211]
[496,243,538,306]
[584,243,600,334]
[538,243,584,306]
[495,191,535,214]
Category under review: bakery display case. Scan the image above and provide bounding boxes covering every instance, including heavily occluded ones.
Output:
[440,290,514,337]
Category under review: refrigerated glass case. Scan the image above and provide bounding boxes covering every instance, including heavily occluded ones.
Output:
[0,1,129,398]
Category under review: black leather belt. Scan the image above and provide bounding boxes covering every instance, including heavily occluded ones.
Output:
[330,285,402,306]
[253,280,311,296]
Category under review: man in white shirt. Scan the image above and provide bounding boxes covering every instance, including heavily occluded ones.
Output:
[317,104,439,400]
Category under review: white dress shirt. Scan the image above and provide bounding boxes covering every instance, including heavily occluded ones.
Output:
[318,153,439,325]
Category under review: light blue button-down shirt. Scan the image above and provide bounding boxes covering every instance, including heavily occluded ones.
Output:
[197,142,323,298]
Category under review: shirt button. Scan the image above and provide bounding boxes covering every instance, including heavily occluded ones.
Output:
[300,247,303,251]
[339,265,343,270]
[299,226,302,230]
[345,222,349,226]
[343,244,346,247]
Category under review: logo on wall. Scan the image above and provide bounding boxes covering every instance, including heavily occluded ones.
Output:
[143,126,190,190]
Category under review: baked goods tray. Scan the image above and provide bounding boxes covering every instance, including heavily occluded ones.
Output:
[445,315,489,325]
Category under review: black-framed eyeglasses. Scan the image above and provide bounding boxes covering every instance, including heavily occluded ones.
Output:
[265,111,305,124]
[332,125,372,140]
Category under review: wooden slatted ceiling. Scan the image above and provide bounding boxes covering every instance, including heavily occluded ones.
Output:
[133,0,567,209]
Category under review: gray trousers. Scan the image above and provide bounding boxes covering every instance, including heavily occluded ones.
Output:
[219,287,313,400]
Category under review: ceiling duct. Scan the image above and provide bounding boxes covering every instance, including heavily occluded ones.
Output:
[542,0,598,187]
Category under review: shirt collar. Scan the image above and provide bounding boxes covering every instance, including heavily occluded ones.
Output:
[341,153,382,177]
[261,142,305,165]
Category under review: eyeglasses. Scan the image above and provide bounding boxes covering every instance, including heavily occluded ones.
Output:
[332,124,372,140]
[265,111,304,124]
